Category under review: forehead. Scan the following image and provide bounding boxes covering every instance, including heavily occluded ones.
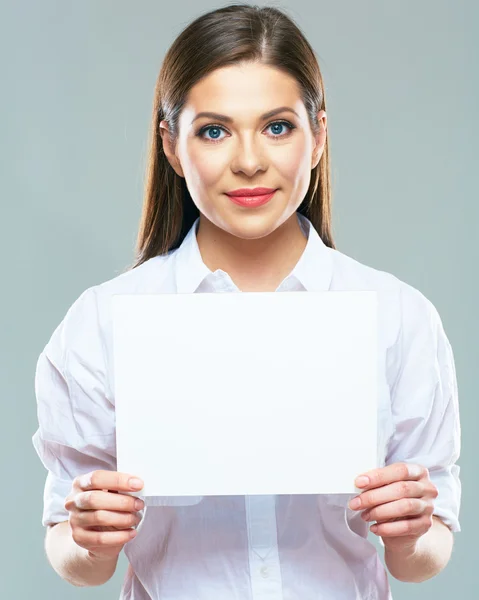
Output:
[181,63,304,121]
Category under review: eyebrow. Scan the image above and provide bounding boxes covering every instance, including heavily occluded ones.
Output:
[191,106,300,125]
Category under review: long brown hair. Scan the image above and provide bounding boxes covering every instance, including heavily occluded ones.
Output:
[131,3,335,269]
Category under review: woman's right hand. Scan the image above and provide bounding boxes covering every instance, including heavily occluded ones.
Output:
[64,470,145,560]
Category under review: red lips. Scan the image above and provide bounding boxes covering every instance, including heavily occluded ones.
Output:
[226,187,277,197]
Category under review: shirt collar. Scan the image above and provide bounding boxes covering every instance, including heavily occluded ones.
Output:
[174,212,333,293]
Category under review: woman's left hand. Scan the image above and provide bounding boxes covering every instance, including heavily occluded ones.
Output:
[348,462,439,551]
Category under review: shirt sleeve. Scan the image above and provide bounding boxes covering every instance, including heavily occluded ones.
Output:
[385,283,461,533]
[31,287,117,527]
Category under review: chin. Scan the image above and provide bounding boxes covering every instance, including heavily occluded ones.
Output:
[219,212,284,240]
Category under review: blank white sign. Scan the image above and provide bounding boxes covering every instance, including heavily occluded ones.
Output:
[112,291,378,497]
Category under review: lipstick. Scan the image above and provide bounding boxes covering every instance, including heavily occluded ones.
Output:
[225,188,277,208]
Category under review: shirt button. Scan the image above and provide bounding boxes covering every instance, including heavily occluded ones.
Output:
[260,566,269,578]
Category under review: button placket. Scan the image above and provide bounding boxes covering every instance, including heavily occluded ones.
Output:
[245,495,284,599]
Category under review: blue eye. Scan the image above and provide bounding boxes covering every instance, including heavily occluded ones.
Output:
[267,121,291,136]
[196,120,296,143]
[200,126,225,141]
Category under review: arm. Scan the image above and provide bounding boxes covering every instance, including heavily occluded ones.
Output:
[384,516,454,583]
[349,284,461,582]
[32,288,121,585]
[45,521,119,587]
[381,285,461,579]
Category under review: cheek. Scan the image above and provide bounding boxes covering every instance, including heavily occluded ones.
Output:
[181,148,227,215]
[275,133,310,170]
[187,146,226,188]
[273,143,311,190]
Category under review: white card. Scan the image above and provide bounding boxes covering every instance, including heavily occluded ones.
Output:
[112,291,378,498]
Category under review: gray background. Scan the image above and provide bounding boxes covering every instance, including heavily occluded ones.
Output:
[1,0,476,598]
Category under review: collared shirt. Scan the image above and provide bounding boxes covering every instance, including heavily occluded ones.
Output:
[32,213,461,600]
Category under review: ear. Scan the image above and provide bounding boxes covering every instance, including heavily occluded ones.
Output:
[311,110,327,170]
[159,120,185,178]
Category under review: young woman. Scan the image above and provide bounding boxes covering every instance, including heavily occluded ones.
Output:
[32,4,461,599]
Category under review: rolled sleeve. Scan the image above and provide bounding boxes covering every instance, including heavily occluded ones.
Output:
[31,287,117,527]
[385,284,461,533]
[37,469,72,528]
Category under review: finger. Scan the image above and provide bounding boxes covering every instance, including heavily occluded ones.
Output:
[72,525,137,549]
[74,471,144,493]
[349,480,424,511]
[354,463,427,491]
[361,498,431,523]
[75,509,142,530]
[370,515,432,537]
[67,489,144,513]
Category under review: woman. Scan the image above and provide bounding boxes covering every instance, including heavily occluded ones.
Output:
[32,4,461,598]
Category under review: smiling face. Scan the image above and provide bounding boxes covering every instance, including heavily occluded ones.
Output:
[160,61,327,240]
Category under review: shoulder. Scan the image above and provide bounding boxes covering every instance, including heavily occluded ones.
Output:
[330,246,437,309]
[95,253,174,296]
[73,253,174,310]
[328,247,443,346]
[328,247,451,397]
[43,254,175,362]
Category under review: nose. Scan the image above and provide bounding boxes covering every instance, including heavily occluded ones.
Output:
[230,134,267,176]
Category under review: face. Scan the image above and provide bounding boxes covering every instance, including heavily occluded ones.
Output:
[160,62,327,240]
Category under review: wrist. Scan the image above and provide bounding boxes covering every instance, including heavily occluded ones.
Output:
[383,537,419,559]
[87,549,121,565]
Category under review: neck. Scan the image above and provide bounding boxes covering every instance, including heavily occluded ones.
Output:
[196,212,308,292]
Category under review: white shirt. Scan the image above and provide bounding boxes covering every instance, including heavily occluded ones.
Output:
[32,213,461,600]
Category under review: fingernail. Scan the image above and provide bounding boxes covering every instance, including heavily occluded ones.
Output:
[355,476,369,488]
[129,478,143,489]
[349,497,361,510]
[135,499,144,510]
[408,464,423,478]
